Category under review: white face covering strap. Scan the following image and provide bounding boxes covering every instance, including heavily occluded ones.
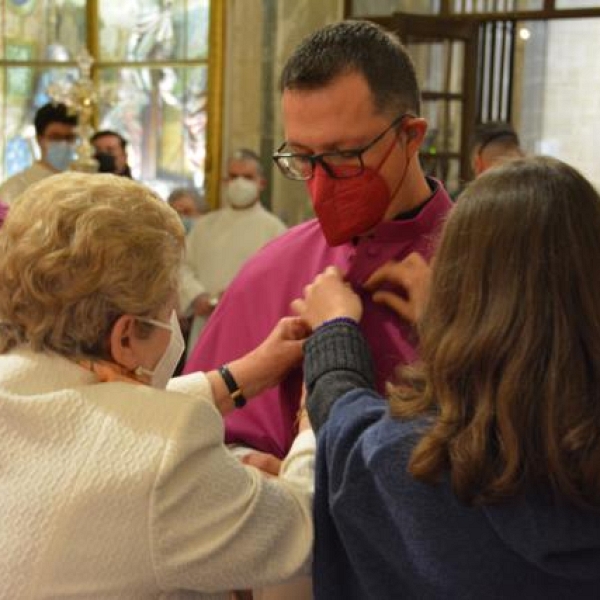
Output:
[134,310,185,389]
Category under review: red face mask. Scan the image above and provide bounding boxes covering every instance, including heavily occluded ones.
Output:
[306,136,398,247]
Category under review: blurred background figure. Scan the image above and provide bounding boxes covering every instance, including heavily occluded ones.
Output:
[179,148,286,356]
[167,186,207,235]
[91,130,133,177]
[0,102,78,205]
[167,186,208,374]
[471,121,524,177]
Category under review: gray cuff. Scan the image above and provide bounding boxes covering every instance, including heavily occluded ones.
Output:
[304,322,375,392]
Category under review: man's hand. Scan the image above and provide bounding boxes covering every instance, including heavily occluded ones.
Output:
[364,252,431,324]
[192,293,216,316]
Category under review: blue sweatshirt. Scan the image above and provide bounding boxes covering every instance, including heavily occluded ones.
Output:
[305,323,600,599]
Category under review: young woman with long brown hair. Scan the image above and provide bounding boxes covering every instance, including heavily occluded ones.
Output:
[294,156,600,599]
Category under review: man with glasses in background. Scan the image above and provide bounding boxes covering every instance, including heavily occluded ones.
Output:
[0,102,78,205]
[184,20,453,470]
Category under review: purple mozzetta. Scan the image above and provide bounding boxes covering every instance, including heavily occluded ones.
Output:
[184,179,452,457]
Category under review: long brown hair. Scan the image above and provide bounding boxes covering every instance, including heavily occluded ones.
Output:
[391,156,600,508]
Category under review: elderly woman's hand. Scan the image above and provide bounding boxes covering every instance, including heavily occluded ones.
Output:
[291,266,362,330]
[363,252,431,324]
[247,316,311,390]
[209,316,311,414]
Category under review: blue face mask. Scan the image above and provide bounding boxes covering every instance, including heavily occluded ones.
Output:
[46,141,75,172]
[181,216,196,235]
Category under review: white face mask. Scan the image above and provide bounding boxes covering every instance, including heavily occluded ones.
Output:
[226,177,259,209]
[134,310,185,389]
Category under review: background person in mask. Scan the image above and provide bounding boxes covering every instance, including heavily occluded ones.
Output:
[91,129,133,177]
[167,186,207,235]
[0,102,78,205]
[0,172,314,597]
[179,148,286,356]
[167,186,208,375]
[183,21,453,463]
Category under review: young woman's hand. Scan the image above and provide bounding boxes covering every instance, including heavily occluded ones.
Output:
[364,252,431,324]
[291,266,362,329]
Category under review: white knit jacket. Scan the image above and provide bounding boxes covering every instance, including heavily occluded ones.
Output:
[0,347,314,599]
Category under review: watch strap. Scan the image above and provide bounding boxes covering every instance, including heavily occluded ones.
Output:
[218,364,247,408]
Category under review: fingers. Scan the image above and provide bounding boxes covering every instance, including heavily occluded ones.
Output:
[241,452,282,477]
[193,293,215,316]
[277,315,311,340]
[364,253,431,324]
[372,290,415,323]
[290,298,306,317]
[363,261,400,291]
[291,265,362,328]
[322,264,343,278]
[301,265,344,297]
[364,252,429,291]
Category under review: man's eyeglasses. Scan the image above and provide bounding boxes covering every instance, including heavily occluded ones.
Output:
[272,113,410,181]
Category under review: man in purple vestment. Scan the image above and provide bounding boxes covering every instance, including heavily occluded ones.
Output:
[184,20,453,460]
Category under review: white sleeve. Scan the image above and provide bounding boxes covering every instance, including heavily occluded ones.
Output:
[178,262,206,316]
[166,371,212,399]
[178,220,213,315]
[281,429,316,492]
[150,399,314,593]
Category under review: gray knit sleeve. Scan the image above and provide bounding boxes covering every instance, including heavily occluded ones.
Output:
[303,322,375,433]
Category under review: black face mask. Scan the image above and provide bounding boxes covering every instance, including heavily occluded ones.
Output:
[95,152,117,174]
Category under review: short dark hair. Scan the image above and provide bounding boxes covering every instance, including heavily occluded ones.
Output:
[280,20,421,115]
[472,121,521,155]
[167,187,206,212]
[34,102,78,137]
[91,130,128,150]
[229,148,263,177]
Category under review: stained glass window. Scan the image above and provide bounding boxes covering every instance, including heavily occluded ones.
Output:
[0,0,214,198]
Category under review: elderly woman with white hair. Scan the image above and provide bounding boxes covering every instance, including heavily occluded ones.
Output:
[0,173,314,599]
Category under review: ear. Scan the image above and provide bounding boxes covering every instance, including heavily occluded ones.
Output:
[472,154,485,177]
[402,117,427,156]
[258,176,267,192]
[109,314,139,371]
